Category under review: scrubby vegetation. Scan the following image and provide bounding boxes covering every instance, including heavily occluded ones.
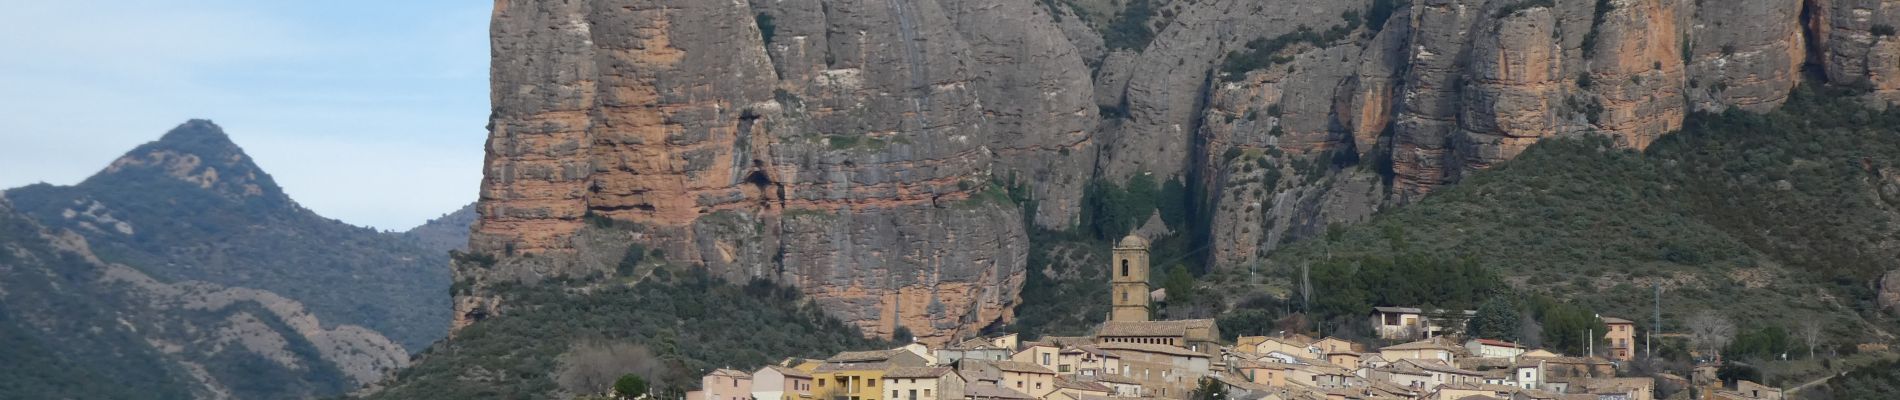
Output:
[365,268,888,400]
[1263,84,1900,347]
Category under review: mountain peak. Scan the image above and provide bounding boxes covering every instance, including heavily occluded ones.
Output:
[83,119,289,205]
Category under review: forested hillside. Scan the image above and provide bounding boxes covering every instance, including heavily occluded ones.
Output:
[1247,85,1900,346]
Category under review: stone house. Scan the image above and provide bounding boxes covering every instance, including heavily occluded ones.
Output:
[1572,377,1654,400]
[1096,342,1212,398]
[991,361,1058,398]
[940,337,1015,364]
[882,367,966,400]
[1055,345,1121,377]
[1011,343,1061,372]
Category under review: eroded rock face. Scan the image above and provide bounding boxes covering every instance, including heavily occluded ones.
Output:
[469,0,1900,337]
[1811,0,1900,101]
[1882,269,1900,315]
[464,0,1064,344]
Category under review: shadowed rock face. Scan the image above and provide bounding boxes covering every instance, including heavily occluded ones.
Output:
[467,0,1900,342]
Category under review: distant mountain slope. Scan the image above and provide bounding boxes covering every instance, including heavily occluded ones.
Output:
[0,195,414,399]
[5,120,451,352]
[402,203,475,257]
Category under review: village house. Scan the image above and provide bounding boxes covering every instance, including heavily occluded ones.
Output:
[1372,362,1436,391]
[1399,359,1484,388]
[1011,342,1062,372]
[689,369,754,400]
[755,365,816,400]
[940,335,1018,364]
[1600,317,1637,361]
[1711,380,1782,400]
[962,383,1037,400]
[1234,359,1291,387]
[1284,362,1358,389]
[1055,345,1121,377]
[1572,377,1654,400]
[1371,307,1475,340]
[1313,337,1361,354]
[882,367,966,400]
[1380,339,1461,363]
[1096,342,1211,398]
[815,349,931,400]
[1239,335,1320,357]
[1465,339,1527,360]
[1047,377,1113,400]
[1324,352,1363,370]
[1086,372,1145,397]
[991,361,1059,398]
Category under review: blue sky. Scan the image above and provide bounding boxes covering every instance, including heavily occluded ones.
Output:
[0,0,491,231]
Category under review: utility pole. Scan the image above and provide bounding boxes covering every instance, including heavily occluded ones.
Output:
[1587,328,1594,357]
[1650,283,1660,360]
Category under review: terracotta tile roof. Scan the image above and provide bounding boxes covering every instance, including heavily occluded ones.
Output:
[1053,377,1112,392]
[965,384,1036,399]
[1088,373,1143,385]
[1599,316,1635,324]
[990,361,1055,374]
[1096,319,1216,338]
[1095,342,1210,358]
[709,369,753,379]
[1381,339,1461,352]
[828,349,906,363]
[763,365,812,379]
[1474,339,1522,348]
[814,362,891,373]
[884,367,955,379]
[1398,359,1481,376]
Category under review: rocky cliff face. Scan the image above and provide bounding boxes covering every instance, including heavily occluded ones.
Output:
[467,0,1900,342]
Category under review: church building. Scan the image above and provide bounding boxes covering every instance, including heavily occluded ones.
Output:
[1093,234,1220,356]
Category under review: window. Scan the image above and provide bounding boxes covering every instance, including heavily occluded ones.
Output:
[1121,260,1129,277]
[819,379,826,388]
[1036,382,1043,390]
[908,390,916,400]
[924,389,931,398]
[1016,381,1023,388]
[867,379,875,387]
[735,379,740,387]
[891,390,898,397]
[1043,354,1051,365]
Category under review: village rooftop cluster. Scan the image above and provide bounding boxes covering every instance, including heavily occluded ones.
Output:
[679,236,1785,400]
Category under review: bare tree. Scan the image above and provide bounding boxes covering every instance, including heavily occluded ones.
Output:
[1797,323,1824,360]
[558,340,668,396]
[1686,311,1736,362]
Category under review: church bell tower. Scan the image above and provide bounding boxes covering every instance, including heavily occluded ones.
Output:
[1110,234,1151,322]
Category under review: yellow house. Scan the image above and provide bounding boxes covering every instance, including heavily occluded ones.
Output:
[814,349,930,400]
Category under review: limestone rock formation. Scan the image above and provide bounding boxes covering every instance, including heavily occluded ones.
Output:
[467,0,1900,340]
